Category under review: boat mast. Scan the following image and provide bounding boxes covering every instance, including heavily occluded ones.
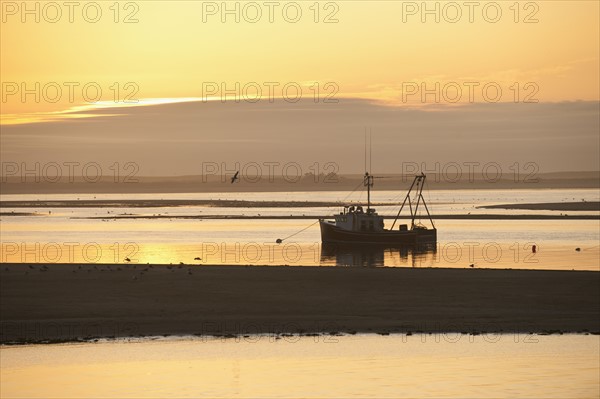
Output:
[390,173,435,230]
[390,175,419,230]
[364,128,373,212]
[411,175,424,229]
[364,172,373,211]
[414,174,435,229]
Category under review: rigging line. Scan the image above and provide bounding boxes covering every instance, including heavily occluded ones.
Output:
[388,184,406,203]
[386,177,413,217]
[424,176,432,210]
[581,245,600,250]
[413,179,420,203]
[341,179,366,202]
[277,220,320,243]
[357,187,364,204]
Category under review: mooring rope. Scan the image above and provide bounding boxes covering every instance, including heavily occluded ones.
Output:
[276,220,320,243]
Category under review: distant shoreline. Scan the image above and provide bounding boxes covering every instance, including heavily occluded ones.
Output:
[1,263,598,345]
[1,172,598,194]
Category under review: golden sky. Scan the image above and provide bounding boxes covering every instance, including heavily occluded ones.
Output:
[1,0,599,124]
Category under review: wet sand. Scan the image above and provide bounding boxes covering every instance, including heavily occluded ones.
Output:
[480,202,600,211]
[1,263,598,344]
[3,200,598,221]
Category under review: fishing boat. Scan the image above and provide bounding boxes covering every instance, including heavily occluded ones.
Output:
[319,172,437,245]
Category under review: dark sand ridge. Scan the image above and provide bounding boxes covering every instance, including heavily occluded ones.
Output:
[479,202,600,211]
[2,200,599,220]
[70,214,598,220]
[1,263,598,344]
[0,212,37,217]
[3,213,598,220]
[1,199,387,208]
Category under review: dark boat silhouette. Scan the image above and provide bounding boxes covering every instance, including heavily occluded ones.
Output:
[319,173,436,245]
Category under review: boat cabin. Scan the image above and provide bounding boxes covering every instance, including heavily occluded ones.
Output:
[334,205,385,232]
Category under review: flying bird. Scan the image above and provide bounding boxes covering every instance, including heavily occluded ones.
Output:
[231,171,240,184]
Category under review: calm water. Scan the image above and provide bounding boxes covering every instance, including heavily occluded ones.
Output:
[2,190,599,399]
[1,334,598,398]
[1,189,599,269]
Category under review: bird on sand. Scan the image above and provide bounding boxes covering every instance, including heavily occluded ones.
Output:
[194,257,201,261]
[231,171,240,184]
[469,263,475,268]
[124,257,131,262]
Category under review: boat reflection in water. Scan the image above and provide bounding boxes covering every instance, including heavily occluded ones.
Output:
[319,242,437,268]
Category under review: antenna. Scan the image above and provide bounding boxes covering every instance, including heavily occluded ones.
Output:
[364,127,373,174]
[369,127,372,174]
[364,127,367,173]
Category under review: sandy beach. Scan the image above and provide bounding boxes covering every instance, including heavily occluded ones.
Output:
[1,263,598,344]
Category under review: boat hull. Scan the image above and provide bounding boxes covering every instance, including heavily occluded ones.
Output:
[319,220,436,245]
